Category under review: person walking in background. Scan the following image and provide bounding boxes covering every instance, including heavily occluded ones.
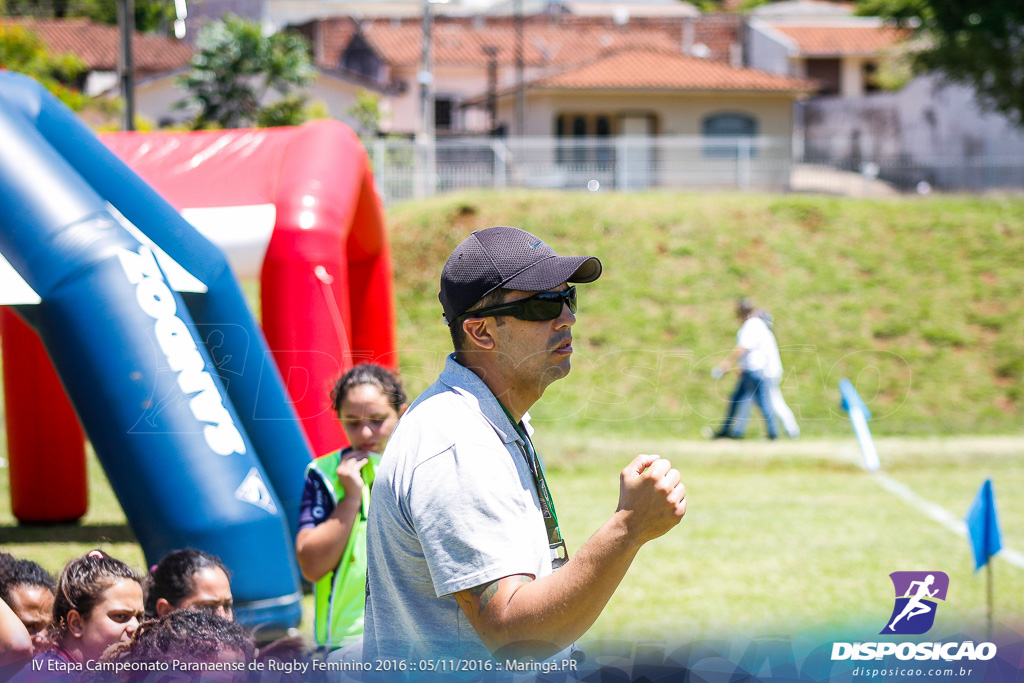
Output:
[294,364,407,655]
[728,308,800,439]
[709,298,779,440]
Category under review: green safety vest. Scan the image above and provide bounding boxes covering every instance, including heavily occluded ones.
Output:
[307,449,378,650]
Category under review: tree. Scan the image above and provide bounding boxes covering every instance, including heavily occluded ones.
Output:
[858,0,1024,127]
[176,15,316,129]
[0,0,176,33]
[0,24,89,110]
[346,89,382,137]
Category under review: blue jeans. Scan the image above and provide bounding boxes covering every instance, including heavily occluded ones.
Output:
[720,369,777,439]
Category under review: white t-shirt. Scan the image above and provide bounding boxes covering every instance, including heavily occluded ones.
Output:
[363,355,552,662]
[737,316,782,378]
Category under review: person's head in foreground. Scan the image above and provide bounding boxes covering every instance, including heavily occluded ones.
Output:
[143,548,233,621]
[330,363,408,454]
[439,226,601,410]
[107,608,253,682]
[0,555,56,651]
[50,550,143,664]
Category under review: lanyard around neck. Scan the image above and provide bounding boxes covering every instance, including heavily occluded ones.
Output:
[497,402,568,569]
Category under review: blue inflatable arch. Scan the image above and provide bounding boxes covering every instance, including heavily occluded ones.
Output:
[0,72,313,629]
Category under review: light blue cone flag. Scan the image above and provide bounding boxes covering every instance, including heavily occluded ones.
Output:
[965,479,1002,571]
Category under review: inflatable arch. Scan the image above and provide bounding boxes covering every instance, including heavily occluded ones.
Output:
[0,72,397,629]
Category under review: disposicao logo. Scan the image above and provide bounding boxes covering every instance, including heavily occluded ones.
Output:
[831,571,997,663]
[882,571,949,635]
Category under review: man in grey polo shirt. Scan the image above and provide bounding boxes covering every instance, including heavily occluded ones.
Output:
[363,226,687,664]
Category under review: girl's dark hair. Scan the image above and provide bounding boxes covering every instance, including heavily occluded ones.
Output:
[52,550,140,640]
[106,609,253,680]
[143,549,230,619]
[0,556,55,605]
[330,363,407,415]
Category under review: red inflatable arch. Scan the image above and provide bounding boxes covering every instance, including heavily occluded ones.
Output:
[3,119,396,522]
[103,120,397,456]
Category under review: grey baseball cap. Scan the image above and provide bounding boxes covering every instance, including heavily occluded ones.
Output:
[439,226,602,325]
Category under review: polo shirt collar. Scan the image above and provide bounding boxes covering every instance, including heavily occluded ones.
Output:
[439,354,521,445]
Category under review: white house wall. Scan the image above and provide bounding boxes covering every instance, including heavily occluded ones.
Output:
[382,62,554,135]
[505,90,795,137]
[746,20,795,77]
[840,57,865,98]
[801,73,1024,189]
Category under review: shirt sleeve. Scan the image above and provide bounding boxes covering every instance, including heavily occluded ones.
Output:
[405,440,548,598]
[297,470,336,532]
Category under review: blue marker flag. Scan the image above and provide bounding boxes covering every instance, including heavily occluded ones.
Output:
[839,378,871,420]
[965,479,1002,571]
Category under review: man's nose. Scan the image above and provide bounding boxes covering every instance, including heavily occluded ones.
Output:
[556,302,576,327]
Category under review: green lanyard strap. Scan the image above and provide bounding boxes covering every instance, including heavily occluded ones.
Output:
[498,403,568,569]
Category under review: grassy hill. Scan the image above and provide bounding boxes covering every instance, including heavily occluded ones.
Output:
[386,189,1024,439]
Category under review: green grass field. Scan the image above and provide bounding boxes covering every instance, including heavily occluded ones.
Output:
[1,190,1022,649]
[1,436,1021,647]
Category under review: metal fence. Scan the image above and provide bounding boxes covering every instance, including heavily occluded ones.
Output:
[366,135,1024,205]
[369,135,795,205]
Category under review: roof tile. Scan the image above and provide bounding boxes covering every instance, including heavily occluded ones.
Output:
[0,17,192,74]
[772,25,907,56]
[532,47,814,92]
[360,19,682,68]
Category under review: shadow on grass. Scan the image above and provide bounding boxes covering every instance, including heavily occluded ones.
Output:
[0,524,136,545]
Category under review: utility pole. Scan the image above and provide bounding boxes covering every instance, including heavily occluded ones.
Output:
[482,45,498,133]
[514,0,524,136]
[117,0,135,131]
[419,0,451,197]
[419,0,435,142]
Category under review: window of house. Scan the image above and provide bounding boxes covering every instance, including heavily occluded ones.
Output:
[571,116,587,163]
[341,34,380,82]
[435,98,454,130]
[806,58,841,96]
[555,117,565,162]
[702,113,758,158]
[863,61,881,93]
[555,114,620,165]
[595,116,613,164]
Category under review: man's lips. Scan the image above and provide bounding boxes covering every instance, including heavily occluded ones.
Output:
[553,338,573,354]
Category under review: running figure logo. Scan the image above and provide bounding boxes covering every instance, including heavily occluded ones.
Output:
[882,571,949,635]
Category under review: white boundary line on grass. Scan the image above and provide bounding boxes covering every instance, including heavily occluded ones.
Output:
[871,471,1024,570]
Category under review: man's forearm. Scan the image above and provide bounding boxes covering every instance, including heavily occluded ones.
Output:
[457,510,643,660]
[721,346,745,370]
[456,454,686,661]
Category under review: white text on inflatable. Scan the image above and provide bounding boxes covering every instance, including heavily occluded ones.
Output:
[116,245,247,456]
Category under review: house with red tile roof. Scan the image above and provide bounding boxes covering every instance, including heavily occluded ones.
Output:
[295,13,810,139]
[0,17,193,96]
[469,46,812,138]
[1,15,405,128]
[745,2,908,98]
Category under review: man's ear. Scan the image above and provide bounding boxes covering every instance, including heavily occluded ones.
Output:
[462,318,496,351]
[155,598,173,618]
[67,609,85,639]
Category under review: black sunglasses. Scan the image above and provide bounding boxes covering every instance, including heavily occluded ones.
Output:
[456,286,577,323]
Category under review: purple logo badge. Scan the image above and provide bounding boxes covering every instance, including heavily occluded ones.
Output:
[881,571,949,635]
